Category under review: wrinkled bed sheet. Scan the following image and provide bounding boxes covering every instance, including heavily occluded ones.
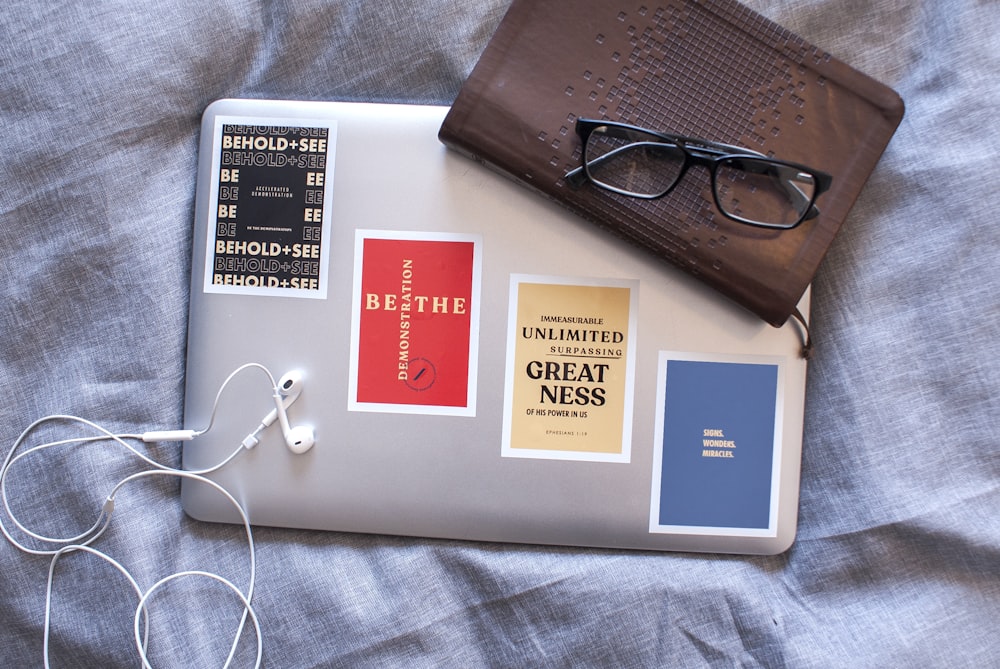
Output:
[1,1,998,666]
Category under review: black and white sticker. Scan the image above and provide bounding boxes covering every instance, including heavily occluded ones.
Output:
[203,116,336,298]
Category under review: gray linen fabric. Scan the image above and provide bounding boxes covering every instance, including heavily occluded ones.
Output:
[1,0,998,666]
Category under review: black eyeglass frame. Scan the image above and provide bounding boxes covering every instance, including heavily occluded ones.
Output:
[564,118,834,230]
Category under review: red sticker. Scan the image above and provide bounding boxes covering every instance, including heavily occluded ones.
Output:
[349,231,481,415]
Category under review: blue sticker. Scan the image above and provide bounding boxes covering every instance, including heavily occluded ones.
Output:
[650,353,783,535]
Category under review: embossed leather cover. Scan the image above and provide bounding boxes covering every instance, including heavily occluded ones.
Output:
[439,0,904,327]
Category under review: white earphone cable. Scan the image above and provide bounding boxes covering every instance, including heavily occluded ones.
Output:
[2,362,286,668]
[44,544,149,669]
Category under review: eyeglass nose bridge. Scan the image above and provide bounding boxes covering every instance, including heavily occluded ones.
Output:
[659,144,727,198]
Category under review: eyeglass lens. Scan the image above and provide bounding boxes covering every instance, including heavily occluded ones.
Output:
[583,125,818,228]
[714,158,818,228]
[584,127,685,197]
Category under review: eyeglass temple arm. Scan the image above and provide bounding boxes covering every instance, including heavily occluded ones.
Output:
[772,167,822,220]
[564,164,587,188]
[744,161,830,221]
[564,141,649,189]
[565,122,652,188]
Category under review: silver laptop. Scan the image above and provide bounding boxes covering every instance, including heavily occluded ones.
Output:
[182,99,810,554]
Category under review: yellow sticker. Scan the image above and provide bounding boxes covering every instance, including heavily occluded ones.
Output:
[501,275,638,462]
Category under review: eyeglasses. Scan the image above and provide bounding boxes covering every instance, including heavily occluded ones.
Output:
[564,119,833,230]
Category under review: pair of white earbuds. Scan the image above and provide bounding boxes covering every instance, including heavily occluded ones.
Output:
[242,369,315,454]
[2,363,314,667]
[141,368,315,455]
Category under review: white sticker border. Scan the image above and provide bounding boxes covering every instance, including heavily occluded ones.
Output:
[203,114,337,299]
[648,350,786,538]
[500,273,639,464]
[347,229,483,417]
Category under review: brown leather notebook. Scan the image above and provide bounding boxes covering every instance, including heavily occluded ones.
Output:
[440,0,903,329]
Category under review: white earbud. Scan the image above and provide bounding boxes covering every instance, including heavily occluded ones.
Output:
[243,370,315,454]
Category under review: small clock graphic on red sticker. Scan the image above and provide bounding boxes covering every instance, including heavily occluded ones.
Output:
[404,358,437,392]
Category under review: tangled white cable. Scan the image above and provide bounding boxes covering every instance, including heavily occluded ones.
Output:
[0,363,310,668]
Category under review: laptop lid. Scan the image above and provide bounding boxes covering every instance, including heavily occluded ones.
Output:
[182,99,809,554]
